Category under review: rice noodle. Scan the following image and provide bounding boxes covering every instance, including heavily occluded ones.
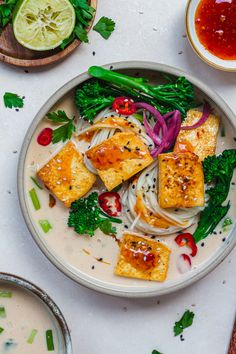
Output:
[122,162,202,235]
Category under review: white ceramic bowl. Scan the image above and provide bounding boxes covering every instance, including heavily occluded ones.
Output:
[0,273,72,353]
[186,0,236,71]
[18,61,236,298]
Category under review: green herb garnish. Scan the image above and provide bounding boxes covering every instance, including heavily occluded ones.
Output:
[46,329,54,351]
[93,16,115,39]
[30,176,43,190]
[27,329,38,344]
[193,149,236,243]
[3,92,24,109]
[0,291,12,298]
[68,192,122,236]
[29,188,41,211]
[0,0,18,31]
[152,350,163,354]
[39,220,52,233]
[60,0,95,48]
[47,110,76,144]
[174,310,195,336]
[222,217,233,230]
[0,327,4,334]
[0,306,6,318]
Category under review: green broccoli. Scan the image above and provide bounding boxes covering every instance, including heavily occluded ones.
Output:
[75,67,197,122]
[68,192,122,236]
[193,149,236,243]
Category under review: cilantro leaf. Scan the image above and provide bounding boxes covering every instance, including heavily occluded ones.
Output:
[3,92,24,109]
[93,16,115,39]
[0,0,17,31]
[152,350,163,354]
[47,110,71,123]
[60,33,76,50]
[47,110,76,144]
[74,24,89,43]
[99,219,117,235]
[174,310,195,336]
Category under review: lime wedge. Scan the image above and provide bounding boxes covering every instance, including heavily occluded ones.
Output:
[13,0,76,51]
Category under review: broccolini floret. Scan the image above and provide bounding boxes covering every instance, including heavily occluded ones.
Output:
[68,192,122,236]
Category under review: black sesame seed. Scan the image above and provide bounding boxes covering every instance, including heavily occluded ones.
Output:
[232,182,235,185]
[178,51,183,55]
[152,184,155,189]
[126,209,130,212]
[124,225,129,229]
[91,265,95,269]
[234,137,236,142]
[92,51,96,56]
[201,242,204,247]
[151,235,156,239]
[139,129,141,133]
[15,108,19,112]
[98,257,103,262]
[146,173,149,177]
[153,178,156,182]
[132,185,135,189]
[219,231,222,234]
[111,114,114,117]
[213,231,217,235]
[110,66,113,70]
[222,238,226,242]
[24,70,29,73]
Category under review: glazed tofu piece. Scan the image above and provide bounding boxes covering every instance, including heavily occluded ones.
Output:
[86,132,153,191]
[37,142,96,207]
[115,233,171,282]
[174,109,220,161]
[158,152,204,209]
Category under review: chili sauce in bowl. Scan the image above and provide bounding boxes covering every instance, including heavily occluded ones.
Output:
[186,0,236,70]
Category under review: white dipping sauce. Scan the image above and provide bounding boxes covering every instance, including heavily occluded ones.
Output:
[0,283,61,353]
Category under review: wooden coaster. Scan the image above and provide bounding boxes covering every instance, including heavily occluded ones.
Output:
[0,0,97,67]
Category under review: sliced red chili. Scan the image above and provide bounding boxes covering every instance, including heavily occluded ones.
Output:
[98,192,122,217]
[175,233,198,257]
[112,97,137,116]
[37,128,52,146]
[177,253,192,274]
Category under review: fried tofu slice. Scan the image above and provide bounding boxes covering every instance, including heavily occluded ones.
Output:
[158,152,204,209]
[37,142,96,207]
[115,233,171,282]
[174,109,220,161]
[86,132,153,191]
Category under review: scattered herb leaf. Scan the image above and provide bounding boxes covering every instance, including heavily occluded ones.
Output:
[93,16,115,39]
[152,350,162,354]
[3,92,24,109]
[46,329,54,351]
[29,188,41,211]
[47,110,76,144]
[99,219,117,235]
[0,0,18,31]
[0,306,6,318]
[39,220,52,233]
[30,176,43,190]
[0,291,12,298]
[174,310,195,336]
[27,329,38,344]
[0,327,4,334]
[223,217,233,229]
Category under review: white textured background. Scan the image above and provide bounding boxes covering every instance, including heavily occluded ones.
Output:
[0,0,236,353]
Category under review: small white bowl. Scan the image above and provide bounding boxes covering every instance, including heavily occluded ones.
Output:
[186,0,236,71]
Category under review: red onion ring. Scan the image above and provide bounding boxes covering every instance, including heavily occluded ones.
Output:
[181,103,211,131]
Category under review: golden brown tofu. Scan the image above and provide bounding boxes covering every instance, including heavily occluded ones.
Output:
[174,109,220,161]
[115,233,171,282]
[37,142,96,207]
[158,152,204,209]
[86,132,153,191]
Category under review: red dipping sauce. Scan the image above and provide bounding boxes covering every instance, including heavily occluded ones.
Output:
[195,0,236,60]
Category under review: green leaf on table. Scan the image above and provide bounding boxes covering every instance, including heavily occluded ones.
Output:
[93,16,115,39]
[174,310,195,336]
[152,350,163,354]
[3,92,24,109]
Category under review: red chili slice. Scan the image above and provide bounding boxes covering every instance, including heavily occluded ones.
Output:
[175,233,198,257]
[37,128,52,146]
[98,192,122,217]
[112,97,137,116]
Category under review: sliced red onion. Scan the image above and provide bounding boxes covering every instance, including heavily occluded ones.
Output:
[143,111,161,145]
[177,254,192,274]
[181,103,211,131]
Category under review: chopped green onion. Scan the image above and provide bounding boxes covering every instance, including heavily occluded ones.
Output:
[29,188,41,211]
[30,176,43,190]
[27,329,38,344]
[221,124,225,137]
[46,329,54,351]
[0,291,12,298]
[0,327,4,334]
[39,220,52,233]
[223,217,233,229]
[0,307,6,318]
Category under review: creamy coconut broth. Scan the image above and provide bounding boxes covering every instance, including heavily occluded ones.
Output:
[23,89,236,290]
[0,283,62,353]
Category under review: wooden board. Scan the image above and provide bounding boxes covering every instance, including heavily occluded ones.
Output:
[0,0,97,68]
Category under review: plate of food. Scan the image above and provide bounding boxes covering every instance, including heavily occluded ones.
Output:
[0,273,72,353]
[18,61,236,297]
[0,0,97,67]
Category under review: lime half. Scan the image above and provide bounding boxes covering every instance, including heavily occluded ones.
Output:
[13,0,76,51]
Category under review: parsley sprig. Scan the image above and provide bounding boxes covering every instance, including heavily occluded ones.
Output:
[93,16,115,39]
[0,0,17,31]
[47,110,76,144]
[3,92,24,109]
[61,0,95,48]
[173,310,195,336]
